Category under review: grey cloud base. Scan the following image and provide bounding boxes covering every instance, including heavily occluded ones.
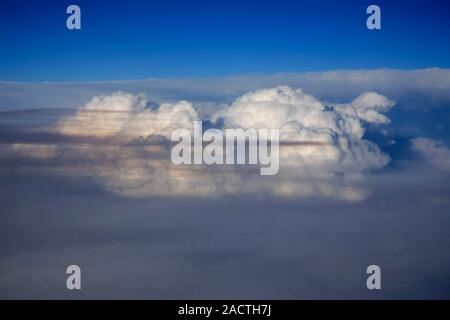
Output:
[1,165,450,299]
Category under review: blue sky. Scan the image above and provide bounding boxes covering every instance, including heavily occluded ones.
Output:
[1,0,450,81]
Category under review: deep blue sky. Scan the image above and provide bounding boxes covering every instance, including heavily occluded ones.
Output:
[1,0,449,81]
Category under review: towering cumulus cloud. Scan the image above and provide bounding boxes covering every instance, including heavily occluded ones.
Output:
[213,86,393,172]
[11,87,395,200]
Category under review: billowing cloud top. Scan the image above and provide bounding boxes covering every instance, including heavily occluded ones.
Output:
[213,86,393,173]
[57,91,199,140]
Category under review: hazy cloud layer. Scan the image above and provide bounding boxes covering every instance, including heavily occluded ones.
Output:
[1,68,449,113]
[1,70,450,299]
[0,86,396,201]
[1,166,450,299]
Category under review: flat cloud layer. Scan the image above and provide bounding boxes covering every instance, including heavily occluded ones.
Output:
[0,68,448,113]
[2,86,395,200]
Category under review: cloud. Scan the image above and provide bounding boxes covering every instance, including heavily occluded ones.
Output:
[411,137,450,171]
[3,165,450,299]
[2,72,450,299]
[0,68,448,113]
[0,143,61,160]
[341,91,394,125]
[213,86,393,172]
[56,91,199,140]
[2,87,395,201]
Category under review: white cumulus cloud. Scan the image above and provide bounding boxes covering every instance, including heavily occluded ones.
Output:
[213,86,393,173]
[7,87,395,201]
[56,91,199,140]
